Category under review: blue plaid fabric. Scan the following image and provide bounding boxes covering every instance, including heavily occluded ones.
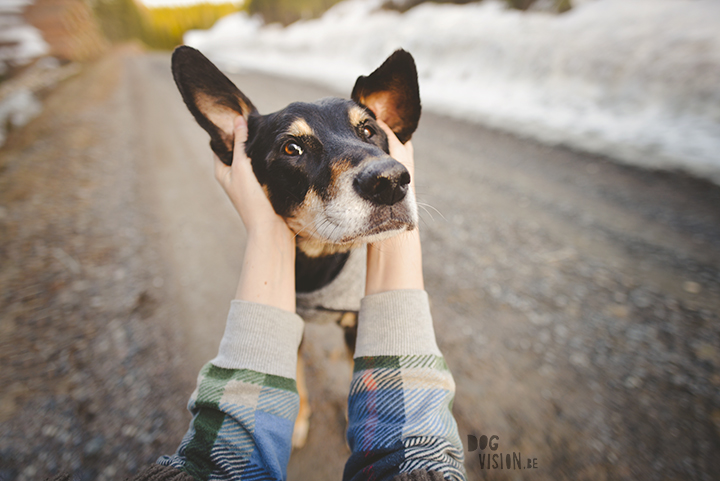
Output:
[158,355,464,481]
[157,363,298,480]
[344,355,465,481]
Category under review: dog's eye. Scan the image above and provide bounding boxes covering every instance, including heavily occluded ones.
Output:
[361,125,374,139]
[283,141,304,156]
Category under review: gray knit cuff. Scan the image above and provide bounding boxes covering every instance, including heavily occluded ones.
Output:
[355,289,441,358]
[211,300,304,380]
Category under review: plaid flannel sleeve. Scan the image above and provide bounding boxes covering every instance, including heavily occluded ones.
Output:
[344,290,466,481]
[157,300,304,481]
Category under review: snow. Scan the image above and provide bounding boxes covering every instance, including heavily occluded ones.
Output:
[0,88,42,146]
[0,0,49,72]
[185,0,720,184]
[0,25,48,65]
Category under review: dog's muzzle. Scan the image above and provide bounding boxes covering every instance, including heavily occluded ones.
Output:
[353,158,411,206]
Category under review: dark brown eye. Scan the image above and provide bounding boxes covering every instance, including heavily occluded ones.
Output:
[283,141,303,156]
[361,125,374,139]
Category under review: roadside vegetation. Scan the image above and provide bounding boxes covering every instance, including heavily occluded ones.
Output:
[246,0,572,25]
[90,0,239,49]
[89,0,572,51]
[140,3,239,49]
[245,0,344,25]
[382,0,572,13]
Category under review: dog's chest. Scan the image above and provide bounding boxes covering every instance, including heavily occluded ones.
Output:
[296,248,366,324]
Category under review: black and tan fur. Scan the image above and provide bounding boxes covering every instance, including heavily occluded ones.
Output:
[171,46,421,448]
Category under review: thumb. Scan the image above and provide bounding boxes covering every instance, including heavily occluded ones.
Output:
[233,115,248,152]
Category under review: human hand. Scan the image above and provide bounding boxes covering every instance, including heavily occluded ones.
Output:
[377,119,415,190]
[215,116,296,311]
[214,116,294,241]
[365,122,423,296]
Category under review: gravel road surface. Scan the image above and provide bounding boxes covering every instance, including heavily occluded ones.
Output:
[1,47,719,481]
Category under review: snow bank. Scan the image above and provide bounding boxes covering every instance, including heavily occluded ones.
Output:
[0,0,49,72]
[0,88,42,145]
[185,0,720,183]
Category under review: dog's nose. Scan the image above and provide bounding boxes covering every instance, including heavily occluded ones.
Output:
[353,158,410,206]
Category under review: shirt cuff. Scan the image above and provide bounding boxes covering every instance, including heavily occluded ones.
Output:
[211,300,304,379]
[354,289,441,358]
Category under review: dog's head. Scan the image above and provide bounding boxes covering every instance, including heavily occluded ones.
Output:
[171,46,421,256]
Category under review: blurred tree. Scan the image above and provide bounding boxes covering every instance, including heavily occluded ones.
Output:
[89,0,145,42]
[25,0,110,62]
[139,3,238,49]
[382,0,475,13]
[507,0,572,11]
[383,0,572,13]
[505,0,534,9]
[246,0,343,25]
[88,0,238,50]
[555,0,571,13]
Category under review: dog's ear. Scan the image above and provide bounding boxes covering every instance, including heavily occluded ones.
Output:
[351,49,421,144]
[172,46,257,165]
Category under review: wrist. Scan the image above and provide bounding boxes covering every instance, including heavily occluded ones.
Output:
[245,219,295,245]
[236,225,296,312]
[365,228,423,296]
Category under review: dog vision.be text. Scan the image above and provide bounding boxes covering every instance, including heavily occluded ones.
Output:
[467,434,539,471]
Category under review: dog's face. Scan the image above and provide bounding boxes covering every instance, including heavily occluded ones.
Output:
[172,47,421,256]
[245,98,418,255]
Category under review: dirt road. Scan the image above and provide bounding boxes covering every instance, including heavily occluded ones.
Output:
[1,47,719,480]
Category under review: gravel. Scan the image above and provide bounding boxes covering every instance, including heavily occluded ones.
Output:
[0,48,193,480]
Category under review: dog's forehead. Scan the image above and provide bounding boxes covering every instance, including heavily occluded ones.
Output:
[271,98,373,135]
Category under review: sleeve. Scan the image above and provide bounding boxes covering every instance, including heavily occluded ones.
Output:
[156,300,304,481]
[343,290,466,481]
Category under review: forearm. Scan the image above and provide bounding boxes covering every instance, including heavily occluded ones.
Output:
[235,227,296,312]
[155,113,303,480]
[344,290,466,481]
[365,120,422,297]
[365,228,423,296]
[158,301,304,480]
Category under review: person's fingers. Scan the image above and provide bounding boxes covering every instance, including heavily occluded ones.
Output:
[377,120,410,158]
[376,119,401,151]
[233,115,248,148]
[230,116,258,184]
[376,119,415,182]
[405,139,414,158]
[229,118,266,202]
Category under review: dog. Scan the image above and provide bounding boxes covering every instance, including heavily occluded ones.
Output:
[171,45,421,448]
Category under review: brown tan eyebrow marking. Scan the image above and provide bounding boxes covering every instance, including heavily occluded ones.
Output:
[287,118,314,137]
[348,105,371,126]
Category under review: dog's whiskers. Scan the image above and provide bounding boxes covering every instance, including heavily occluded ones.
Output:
[291,222,312,240]
[417,203,434,222]
[416,201,446,222]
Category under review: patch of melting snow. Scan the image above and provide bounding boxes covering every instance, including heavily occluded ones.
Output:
[186,0,720,184]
